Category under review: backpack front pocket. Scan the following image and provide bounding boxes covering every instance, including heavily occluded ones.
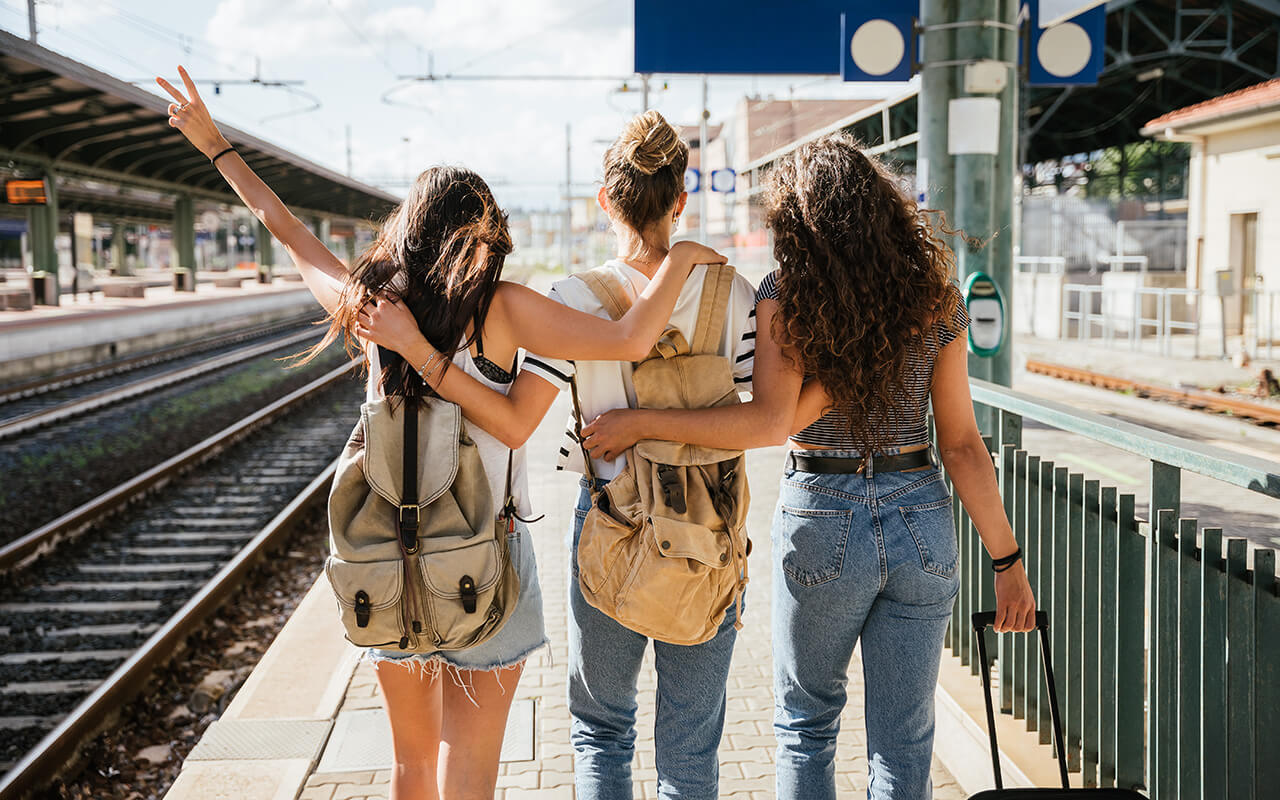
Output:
[326,556,406,648]
[418,535,510,649]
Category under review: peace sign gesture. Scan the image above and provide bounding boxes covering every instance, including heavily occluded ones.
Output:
[156,66,230,160]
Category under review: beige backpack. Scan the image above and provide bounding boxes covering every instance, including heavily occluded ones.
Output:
[570,264,750,646]
[326,383,520,653]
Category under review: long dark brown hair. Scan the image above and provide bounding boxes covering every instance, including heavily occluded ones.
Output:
[765,134,960,455]
[298,166,511,400]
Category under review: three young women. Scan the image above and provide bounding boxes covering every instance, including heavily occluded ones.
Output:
[580,134,1038,800]
[361,110,758,800]
[158,68,724,800]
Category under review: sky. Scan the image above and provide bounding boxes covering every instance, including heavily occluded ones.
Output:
[1,0,913,209]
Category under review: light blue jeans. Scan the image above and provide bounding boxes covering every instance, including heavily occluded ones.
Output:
[568,479,740,800]
[772,451,959,800]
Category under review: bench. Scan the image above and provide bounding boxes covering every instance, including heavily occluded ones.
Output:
[213,276,252,289]
[102,280,148,298]
[0,287,33,310]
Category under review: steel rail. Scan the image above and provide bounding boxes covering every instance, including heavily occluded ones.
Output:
[0,328,322,440]
[0,360,359,573]
[0,312,321,404]
[0,460,340,800]
[1024,359,1280,426]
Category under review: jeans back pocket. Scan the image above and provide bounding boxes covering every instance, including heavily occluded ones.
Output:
[776,505,852,587]
[900,497,957,578]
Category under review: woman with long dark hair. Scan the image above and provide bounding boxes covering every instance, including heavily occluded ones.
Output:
[361,110,759,800]
[157,68,723,800]
[580,134,1037,799]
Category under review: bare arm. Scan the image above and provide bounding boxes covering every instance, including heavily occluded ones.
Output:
[491,241,724,363]
[931,336,1036,632]
[157,66,347,314]
[579,300,803,459]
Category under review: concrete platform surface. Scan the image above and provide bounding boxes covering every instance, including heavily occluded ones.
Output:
[0,274,319,383]
[165,393,1012,800]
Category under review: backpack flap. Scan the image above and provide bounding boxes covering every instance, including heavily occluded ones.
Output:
[632,353,743,466]
[325,555,406,646]
[362,397,461,511]
[650,516,732,568]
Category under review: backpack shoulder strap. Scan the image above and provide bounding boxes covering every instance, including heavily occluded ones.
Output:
[575,268,633,322]
[690,264,737,355]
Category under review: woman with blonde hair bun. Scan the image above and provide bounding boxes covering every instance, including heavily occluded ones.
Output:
[364,109,759,799]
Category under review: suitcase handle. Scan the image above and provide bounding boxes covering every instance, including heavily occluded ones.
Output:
[970,611,1070,791]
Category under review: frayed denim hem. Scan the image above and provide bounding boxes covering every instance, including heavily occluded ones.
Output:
[365,638,551,706]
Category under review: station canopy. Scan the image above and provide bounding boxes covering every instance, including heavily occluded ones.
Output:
[0,29,398,223]
[1025,0,1280,162]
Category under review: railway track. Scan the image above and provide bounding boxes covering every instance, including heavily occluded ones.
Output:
[0,315,323,440]
[1024,359,1280,426]
[0,360,362,797]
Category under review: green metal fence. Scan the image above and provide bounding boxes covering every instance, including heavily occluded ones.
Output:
[938,379,1280,797]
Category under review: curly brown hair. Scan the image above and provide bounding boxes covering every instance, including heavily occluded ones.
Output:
[764,134,960,455]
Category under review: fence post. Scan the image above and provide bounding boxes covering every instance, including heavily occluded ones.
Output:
[1199,528,1226,799]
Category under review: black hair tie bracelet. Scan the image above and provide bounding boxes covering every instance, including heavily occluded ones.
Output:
[991,547,1022,573]
[210,146,236,166]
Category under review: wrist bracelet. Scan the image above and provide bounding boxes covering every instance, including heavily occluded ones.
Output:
[416,352,440,384]
[425,354,449,384]
[991,547,1022,572]
[210,145,236,166]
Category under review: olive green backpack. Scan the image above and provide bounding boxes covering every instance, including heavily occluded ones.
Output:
[326,374,520,653]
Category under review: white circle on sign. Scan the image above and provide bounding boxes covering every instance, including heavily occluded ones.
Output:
[684,167,700,194]
[851,20,905,76]
[1037,22,1092,78]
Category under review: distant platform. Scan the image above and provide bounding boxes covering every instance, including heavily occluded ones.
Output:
[0,272,320,384]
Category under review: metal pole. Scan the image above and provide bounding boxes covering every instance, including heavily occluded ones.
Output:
[563,122,572,274]
[699,75,709,243]
[920,0,957,247]
[345,124,353,177]
[642,73,650,112]
[27,0,35,43]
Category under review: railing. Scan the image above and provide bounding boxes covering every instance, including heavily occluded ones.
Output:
[1247,289,1278,361]
[936,380,1280,798]
[1016,256,1067,274]
[1061,284,1202,356]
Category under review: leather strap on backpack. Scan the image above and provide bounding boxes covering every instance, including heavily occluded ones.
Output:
[569,375,602,497]
[399,402,420,554]
[690,264,736,355]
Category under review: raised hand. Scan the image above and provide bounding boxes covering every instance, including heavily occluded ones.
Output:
[667,240,726,268]
[581,409,645,463]
[156,66,230,159]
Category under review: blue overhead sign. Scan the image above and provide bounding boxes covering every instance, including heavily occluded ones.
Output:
[840,11,915,83]
[1027,0,1106,86]
[635,0,883,75]
[684,167,701,194]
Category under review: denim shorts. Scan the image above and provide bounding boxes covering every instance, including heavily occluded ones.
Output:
[367,520,548,674]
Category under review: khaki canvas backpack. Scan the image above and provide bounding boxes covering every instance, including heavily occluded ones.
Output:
[327,379,520,653]
[570,264,750,646]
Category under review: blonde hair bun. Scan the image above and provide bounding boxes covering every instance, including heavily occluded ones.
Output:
[618,110,683,175]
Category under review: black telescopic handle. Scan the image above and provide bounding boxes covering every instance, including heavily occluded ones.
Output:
[970,611,1070,791]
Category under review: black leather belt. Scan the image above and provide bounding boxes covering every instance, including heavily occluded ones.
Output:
[786,448,933,475]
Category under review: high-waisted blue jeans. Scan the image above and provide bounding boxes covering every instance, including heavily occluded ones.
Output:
[568,478,740,800]
[772,451,959,800]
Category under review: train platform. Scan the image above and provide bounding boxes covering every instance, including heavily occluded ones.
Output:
[0,270,319,384]
[161,392,1070,800]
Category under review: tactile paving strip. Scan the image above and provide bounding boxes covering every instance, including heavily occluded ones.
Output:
[316,698,535,772]
[186,719,333,762]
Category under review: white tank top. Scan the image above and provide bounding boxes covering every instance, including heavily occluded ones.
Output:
[365,344,531,519]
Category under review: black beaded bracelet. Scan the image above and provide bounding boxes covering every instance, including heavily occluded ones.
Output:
[991,547,1022,572]
[210,146,236,166]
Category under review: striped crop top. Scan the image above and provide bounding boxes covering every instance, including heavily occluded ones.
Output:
[755,270,970,451]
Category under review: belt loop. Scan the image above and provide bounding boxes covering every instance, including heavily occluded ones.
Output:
[787,452,797,472]
[864,453,875,479]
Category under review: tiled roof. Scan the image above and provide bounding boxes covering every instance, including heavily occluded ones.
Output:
[1144,78,1280,131]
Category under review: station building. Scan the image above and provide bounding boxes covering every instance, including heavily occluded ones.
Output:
[1143,78,1280,337]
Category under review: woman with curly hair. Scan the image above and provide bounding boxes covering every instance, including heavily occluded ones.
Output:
[581,133,1036,800]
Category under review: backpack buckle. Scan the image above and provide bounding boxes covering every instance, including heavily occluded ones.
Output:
[398,505,420,554]
[657,465,687,514]
[459,575,478,613]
